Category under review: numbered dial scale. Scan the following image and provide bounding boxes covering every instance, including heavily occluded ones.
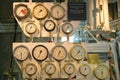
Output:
[94,64,109,80]
[70,45,86,61]
[33,4,48,20]
[62,22,73,34]
[25,63,37,76]
[14,4,29,19]
[79,64,91,76]
[44,20,56,32]
[51,45,67,61]
[32,45,48,61]
[13,45,30,61]
[64,63,75,75]
[44,63,56,75]
[25,23,37,34]
[51,5,65,20]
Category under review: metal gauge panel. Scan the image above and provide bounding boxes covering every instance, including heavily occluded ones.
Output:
[32,45,48,61]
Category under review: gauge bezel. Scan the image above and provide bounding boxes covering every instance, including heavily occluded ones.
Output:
[25,23,37,34]
[64,63,75,75]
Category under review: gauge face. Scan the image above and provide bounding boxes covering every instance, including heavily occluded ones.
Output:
[62,22,73,34]
[79,64,91,76]
[51,45,67,61]
[13,45,29,61]
[33,4,48,20]
[45,63,56,75]
[70,45,86,61]
[25,23,37,34]
[14,4,29,19]
[51,5,65,20]
[32,45,48,61]
[64,63,75,75]
[25,63,37,76]
[94,64,109,80]
[44,20,56,32]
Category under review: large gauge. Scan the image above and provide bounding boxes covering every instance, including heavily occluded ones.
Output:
[51,45,67,61]
[51,5,65,20]
[94,64,109,80]
[70,45,86,62]
[62,22,73,34]
[32,45,48,61]
[13,45,30,61]
[33,4,48,20]
[25,23,37,34]
[25,63,37,76]
[64,63,75,75]
[14,4,29,19]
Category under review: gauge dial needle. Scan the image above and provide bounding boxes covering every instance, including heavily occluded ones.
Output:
[48,66,52,72]
[28,67,33,72]
[74,50,80,57]
[101,71,103,78]
[20,52,22,59]
[18,9,27,15]
[57,51,61,57]
[68,66,71,71]
[39,9,42,13]
[83,67,86,73]
[38,50,42,58]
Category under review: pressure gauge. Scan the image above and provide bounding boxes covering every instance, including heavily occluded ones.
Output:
[25,23,37,34]
[25,63,37,76]
[70,45,86,61]
[94,64,109,80]
[14,4,29,19]
[33,4,48,20]
[13,45,29,61]
[32,45,48,61]
[51,5,65,20]
[51,45,67,61]
[64,63,75,75]
[79,64,91,76]
[44,63,56,75]
[44,20,56,32]
[62,22,73,34]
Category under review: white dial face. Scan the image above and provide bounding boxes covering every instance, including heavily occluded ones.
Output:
[13,45,29,61]
[32,45,48,61]
[33,4,48,20]
[70,45,86,61]
[44,20,56,32]
[52,45,67,61]
[25,63,37,76]
[25,23,37,34]
[51,5,65,20]
[45,63,56,75]
[62,22,73,34]
[14,4,29,19]
[64,63,75,75]
[94,64,109,80]
[79,64,91,76]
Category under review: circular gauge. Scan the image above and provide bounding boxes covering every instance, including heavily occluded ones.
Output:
[51,5,65,20]
[33,4,48,20]
[44,63,56,75]
[13,45,29,61]
[62,22,73,34]
[79,64,91,76]
[44,20,56,32]
[25,63,37,76]
[94,64,109,80]
[25,23,37,34]
[32,45,48,61]
[14,4,29,19]
[51,45,67,61]
[64,63,75,75]
[70,45,86,61]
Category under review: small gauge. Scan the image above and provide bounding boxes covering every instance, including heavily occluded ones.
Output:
[79,64,91,76]
[33,4,48,20]
[44,20,56,32]
[13,45,29,61]
[32,45,48,61]
[94,64,109,80]
[62,22,73,34]
[25,23,37,34]
[64,63,75,75]
[44,63,56,75]
[25,63,37,76]
[51,45,67,61]
[51,5,65,20]
[14,4,29,19]
[70,45,86,61]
